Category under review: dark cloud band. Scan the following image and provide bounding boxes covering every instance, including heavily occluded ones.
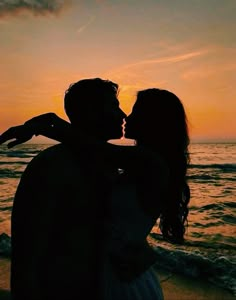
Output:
[0,0,66,16]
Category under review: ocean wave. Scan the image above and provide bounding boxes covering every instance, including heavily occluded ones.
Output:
[198,203,224,211]
[149,232,236,295]
[0,206,12,212]
[0,197,13,203]
[221,214,236,225]
[0,147,41,158]
[222,201,236,208]
[189,232,236,247]
[187,174,220,181]
[150,232,236,251]
[153,245,236,295]
[191,221,224,228]
[6,151,36,158]
[0,169,23,178]
[0,233,11,257]
[0,161,28,165]
[191,202,234,214]
[184,239,236,251]
[189,163,236,172]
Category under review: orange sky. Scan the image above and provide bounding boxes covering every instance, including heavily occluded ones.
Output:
[0,0,235,143]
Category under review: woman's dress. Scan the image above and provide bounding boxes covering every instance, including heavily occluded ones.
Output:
[103,174,164,300]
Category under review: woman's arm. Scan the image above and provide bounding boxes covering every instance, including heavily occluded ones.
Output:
[0,112,134,167]
[0,112,168,183]
[0,113,145,165]
[0,113,71,148]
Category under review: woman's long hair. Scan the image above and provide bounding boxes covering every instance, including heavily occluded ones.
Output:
[132,89,190,244]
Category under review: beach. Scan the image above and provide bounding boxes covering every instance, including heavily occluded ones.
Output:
[0,258,10,300]
[0,143,235,299]
[156,267,235,300]
[0,258,235,300]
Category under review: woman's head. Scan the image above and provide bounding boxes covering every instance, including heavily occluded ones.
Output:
[125,88,189,153]
[125,88,190,244]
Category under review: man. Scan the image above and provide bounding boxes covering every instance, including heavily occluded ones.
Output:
[0,78,161,299]
[7,78,126,300]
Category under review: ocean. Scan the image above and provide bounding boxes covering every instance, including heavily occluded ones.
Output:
[0,143,235,295]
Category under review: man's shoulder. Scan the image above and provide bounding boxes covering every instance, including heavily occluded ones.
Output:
[34,143,72,158]
[29,143,78,164]
[23,143,81,176]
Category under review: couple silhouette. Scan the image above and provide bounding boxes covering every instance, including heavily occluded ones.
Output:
[0,78,190,300]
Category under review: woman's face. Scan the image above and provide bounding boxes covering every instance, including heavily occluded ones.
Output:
[124,96,159,143]
[124,102,145,139]
[124,112,136,139]
[125,89,185,146]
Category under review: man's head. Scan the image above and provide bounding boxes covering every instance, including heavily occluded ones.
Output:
[64,78,126,141]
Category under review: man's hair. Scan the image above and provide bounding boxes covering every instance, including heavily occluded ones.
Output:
[64,78,119,123]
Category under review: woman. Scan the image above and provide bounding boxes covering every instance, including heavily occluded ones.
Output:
[124,88,190,244]
[0,88,190,299]
[100,88,190,299]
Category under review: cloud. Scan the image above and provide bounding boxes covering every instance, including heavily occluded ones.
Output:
[0,0,67,16]
[118,51,207,71]
[104,50,208,82]
[77,15,95,35]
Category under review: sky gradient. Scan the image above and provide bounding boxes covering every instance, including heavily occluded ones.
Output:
[0,0,235,143]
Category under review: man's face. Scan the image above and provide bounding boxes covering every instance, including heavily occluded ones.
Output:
[99,94,126,140]
[80,93,126,141]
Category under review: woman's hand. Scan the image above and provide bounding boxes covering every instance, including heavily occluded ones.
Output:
[24,113,71,141]
[0,113,72,148]
[0,125,34,148]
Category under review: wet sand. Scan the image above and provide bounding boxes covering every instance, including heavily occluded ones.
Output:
[156,268,235,300]
[0,258,10,300]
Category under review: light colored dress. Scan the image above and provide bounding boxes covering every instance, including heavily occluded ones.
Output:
[103,175,164,300]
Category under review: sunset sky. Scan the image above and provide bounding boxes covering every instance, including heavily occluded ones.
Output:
[0,0,235,143]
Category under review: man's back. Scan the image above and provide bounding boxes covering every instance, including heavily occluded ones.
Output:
[11,143,105,300]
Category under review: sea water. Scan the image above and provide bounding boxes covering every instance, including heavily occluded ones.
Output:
[0,143,235,294]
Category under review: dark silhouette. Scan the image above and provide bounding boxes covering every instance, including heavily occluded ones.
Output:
[0,83,191,299]
[99,88,190,299]
[0,290,10,300]
[2,78,127,300]
[124,88,190,243]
